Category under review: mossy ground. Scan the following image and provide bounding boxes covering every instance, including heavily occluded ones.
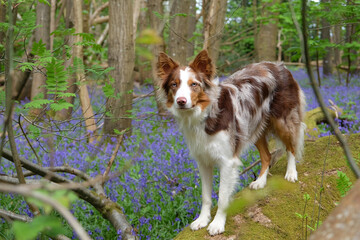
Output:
[175,134,359,240]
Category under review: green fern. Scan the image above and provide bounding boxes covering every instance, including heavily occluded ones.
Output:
[336,171,352,197]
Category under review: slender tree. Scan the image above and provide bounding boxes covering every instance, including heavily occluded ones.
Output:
[30,0,50,117]
[203,0,228,64]
[168,0,192,65]
[55,0,76,120]
[255,0,279,61]
[320,0,333,76]
[104,0,136,136]
[73,0,97,142]
[148,0,167,115]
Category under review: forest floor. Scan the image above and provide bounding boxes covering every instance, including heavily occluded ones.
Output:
[175,133,359,240]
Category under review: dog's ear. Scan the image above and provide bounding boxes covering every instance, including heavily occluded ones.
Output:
[189,50,215,80]
[157,52,179,82]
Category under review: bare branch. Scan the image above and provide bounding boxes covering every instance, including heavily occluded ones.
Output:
[89,2,109,25]
[0,183,91,240]
[92,15,109,25]
[96,23,109,45]
[1,148,138,239]
[0,208,32,222]
[102,133,124,186]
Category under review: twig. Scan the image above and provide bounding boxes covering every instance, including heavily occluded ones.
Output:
[0,183,91,240]
[18,114,42,165]
[89,2,109,25]
[102,133,124,186]
[0,208,32,222]
[1,148,137,239]
[301,0,360,178]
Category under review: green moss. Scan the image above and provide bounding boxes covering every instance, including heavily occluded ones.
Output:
[175,134,359,239]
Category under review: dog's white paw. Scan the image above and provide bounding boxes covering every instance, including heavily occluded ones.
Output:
[249,177,267,190]
[190,215,211,231]
[207,218,225,236]
[285,170,298,182]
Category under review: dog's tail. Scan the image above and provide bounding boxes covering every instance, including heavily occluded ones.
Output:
[296,88,307,161]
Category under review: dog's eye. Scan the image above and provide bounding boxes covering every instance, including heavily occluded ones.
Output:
[191,82,198,87]
[171,83,177,88]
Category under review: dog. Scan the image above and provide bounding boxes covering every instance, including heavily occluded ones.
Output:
[156,50,306,235]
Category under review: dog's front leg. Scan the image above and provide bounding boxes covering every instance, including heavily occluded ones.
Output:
[190,161,213,231]
[207,161,238,235]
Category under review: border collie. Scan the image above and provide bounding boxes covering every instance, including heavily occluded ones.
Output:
[156,50,306,235]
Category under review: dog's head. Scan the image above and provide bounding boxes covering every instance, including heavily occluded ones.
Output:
[156,50,216,113]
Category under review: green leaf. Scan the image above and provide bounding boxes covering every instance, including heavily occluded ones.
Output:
[13,215,66,240]
[24,98,53,109]
[50,102,73,112]
[52,190,78,208]
[136,29,163,45]
[103,82,114,98]
[38,0,50,6]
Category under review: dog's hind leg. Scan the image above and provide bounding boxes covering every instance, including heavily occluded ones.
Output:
[190,161,213,231]
[272,116,302,182]
[249,135,271,189]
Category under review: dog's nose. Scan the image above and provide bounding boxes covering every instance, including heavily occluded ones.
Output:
[176,97,187,106]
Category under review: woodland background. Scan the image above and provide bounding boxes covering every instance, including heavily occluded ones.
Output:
[0,0,359,239]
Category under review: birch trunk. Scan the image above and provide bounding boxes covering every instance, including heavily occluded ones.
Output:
[73,0,97,142]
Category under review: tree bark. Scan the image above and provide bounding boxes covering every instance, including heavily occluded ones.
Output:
[73,0,97,143]
[148,0,167,115]
[186,0,196,59]
[0,3,5,45]
[168,0,192,65]
[255,0,279,62]
[203,0,227,65]
[55,0,77,121]
[30,0,51,117]
[137,0,150,85]
[104,0,135,136]
[320,0,333,76]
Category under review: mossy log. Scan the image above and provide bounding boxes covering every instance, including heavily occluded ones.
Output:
[304,107,343,138]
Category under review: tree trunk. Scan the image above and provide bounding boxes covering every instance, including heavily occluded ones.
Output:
[148,0,167,115]
[320,0,332,76]
[55,0,77,121]
[30,0,50,117]
[168,0,191,65]
[104,0,135,136]
[50,0,56,52]
[137,0,150,85]
[333,24,341,67]
[255,0,279,62]
[0,3,5,45]
[73,0,97,143]
[203,0,227,65]
[186,0,196,59]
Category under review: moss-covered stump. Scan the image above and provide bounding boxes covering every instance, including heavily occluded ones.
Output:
[304,107,342,138]
[175,134,359,240]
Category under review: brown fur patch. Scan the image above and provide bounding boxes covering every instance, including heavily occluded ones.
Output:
[265,64,300,119]
[205,87,234,135]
